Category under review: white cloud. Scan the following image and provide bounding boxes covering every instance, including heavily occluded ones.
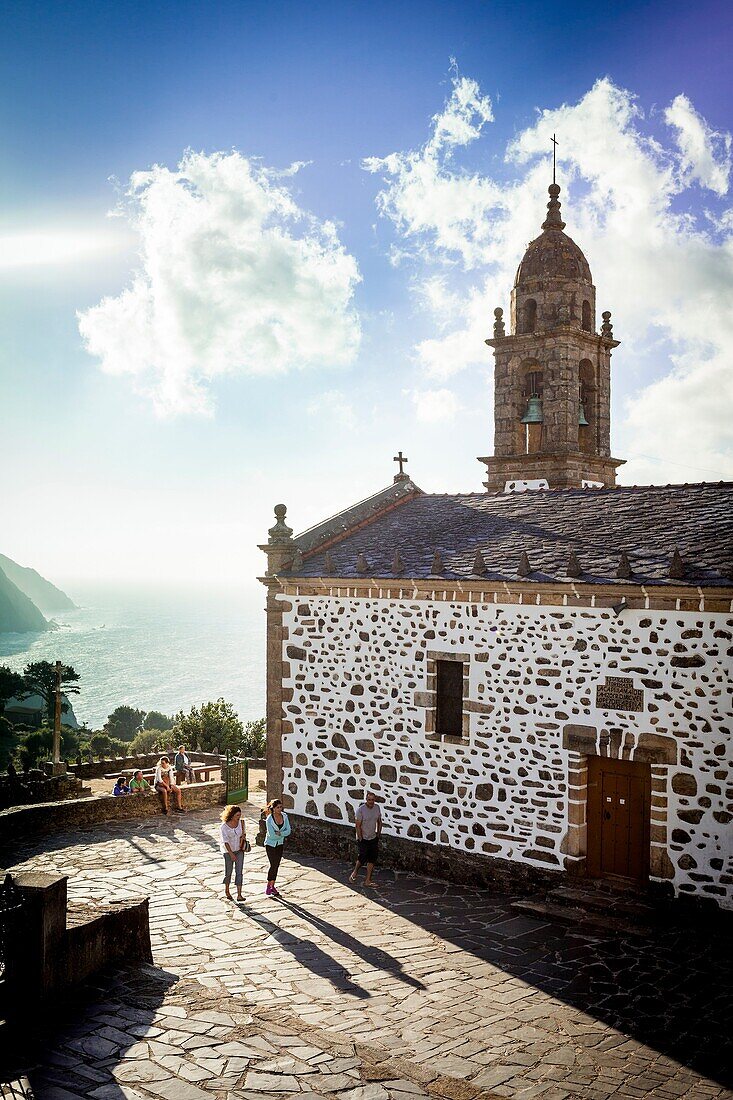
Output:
[365,75,733,483]
[78,151,361,416]
[665,94,731,196]
[306,389,356,430]
[406,387,461,424]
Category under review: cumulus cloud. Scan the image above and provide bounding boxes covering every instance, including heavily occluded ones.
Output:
[405,387,461,424]
[365,74,733,483]
[665,94,731,196]
[78,151,361,415]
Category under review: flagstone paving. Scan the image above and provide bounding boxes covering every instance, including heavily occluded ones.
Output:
[5,804,733,1099]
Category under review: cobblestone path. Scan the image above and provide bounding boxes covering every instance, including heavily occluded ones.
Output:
[6,805,733,1099]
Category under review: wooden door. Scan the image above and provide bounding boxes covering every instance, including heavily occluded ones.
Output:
[587,757,650,881]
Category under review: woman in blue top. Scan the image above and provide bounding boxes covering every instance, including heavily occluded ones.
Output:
[264,798,291,896]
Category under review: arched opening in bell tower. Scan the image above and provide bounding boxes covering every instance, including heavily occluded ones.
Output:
[521,299,537,334]
[578,359,596,453]
[582,299,592,332]
[518,360,544,454]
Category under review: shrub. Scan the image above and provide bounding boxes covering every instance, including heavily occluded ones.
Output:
[129,728,168,755]
[242,718,266,758]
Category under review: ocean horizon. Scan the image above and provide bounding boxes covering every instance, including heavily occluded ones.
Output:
[0,581,266,730]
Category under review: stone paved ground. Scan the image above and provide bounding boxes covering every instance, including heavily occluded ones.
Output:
[4,804,733,1099]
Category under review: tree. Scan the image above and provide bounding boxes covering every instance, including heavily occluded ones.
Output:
[143,710,174,732]
[0,665,25,719]
[22,661,80,725]
[129,728,167,755]
[90,733,112,758]
[17,724,78,770]
[242,718,267,757]
[104,706,146,742]
[174,699,244,755]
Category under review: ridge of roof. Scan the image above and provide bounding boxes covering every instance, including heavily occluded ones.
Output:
[418,481,733,500]
[294,478,423,558]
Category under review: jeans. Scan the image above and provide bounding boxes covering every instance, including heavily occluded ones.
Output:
[266,844,283,882]
[223,851,244,889]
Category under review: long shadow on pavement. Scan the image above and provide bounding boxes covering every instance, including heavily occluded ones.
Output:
[237,902,371,999]
[292,851,733,1089]
[275,895,426,990]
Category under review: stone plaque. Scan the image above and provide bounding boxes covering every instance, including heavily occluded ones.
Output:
[595,676,644,712]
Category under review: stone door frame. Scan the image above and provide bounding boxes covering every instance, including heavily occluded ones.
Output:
[562,724,677,883]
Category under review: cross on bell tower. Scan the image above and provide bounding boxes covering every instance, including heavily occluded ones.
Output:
[479,169,624,492]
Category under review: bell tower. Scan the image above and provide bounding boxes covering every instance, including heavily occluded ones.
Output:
[479,179,624,492]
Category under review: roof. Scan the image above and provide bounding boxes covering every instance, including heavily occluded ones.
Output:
[515,229,592,285]
[289,482,733,587]
[293,477,422,555]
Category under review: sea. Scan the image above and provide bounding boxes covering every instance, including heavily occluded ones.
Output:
[0,582,266,730]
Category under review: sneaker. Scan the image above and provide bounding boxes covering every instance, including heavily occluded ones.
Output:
[173,807,186,813]
[162,807,168,815]
[271,887,280,897]
[265,885,273,895]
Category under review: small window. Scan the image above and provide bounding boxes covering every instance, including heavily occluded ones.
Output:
[582,300,592,332]
[523,299,537,334]
[436,660,464,736]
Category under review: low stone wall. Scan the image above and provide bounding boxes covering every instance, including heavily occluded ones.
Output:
[284,812,560,895]
[67,750,225,781]
[0,780,225,850]
[0,871,152,1019]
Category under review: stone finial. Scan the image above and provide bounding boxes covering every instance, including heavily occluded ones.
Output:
[616,550,632,579]
[566,549,582,578]
[518,551,531,577]
[392,550,405,576]
[268,503,293,545]
[541,183,566,231]
[669,549,685,579]
[601,311,613,339]
[356,552,369,574]
[324,550,335,574]
[493,307,505,338]
[472,549,487,576]
[430,550,444,576]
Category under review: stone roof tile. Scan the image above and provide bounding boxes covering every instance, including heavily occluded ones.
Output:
[289,482,733,587]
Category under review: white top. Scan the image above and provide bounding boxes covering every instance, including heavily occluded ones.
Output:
[154,764,174,786]
[219,820,245,854]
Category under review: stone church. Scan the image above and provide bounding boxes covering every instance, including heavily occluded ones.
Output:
[260,182,733,910]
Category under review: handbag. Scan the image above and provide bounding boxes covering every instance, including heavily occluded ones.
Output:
[244,838,252,854]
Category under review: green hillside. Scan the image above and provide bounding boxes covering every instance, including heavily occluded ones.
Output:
[0,553,76,612]
[0,566,51,633]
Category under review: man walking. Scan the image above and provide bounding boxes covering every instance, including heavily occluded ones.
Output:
[350,791,382,887]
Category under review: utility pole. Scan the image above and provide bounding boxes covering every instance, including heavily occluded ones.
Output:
[53,660,62,766]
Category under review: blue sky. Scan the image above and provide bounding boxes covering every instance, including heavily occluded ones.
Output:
[2,0,731,591]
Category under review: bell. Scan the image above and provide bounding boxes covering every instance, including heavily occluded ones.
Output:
[521,394,543,424]
[578,400,589,426]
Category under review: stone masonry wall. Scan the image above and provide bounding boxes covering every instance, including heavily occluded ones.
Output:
[278,595,733,908]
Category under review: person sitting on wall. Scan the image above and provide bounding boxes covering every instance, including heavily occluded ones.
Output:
[154,756,185,815]
[113,775,131,796]
[349,790,382,888]
[174,745,195,784]
[129,770,150,794]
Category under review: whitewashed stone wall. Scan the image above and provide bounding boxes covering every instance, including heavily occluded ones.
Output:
[278,594,733,908]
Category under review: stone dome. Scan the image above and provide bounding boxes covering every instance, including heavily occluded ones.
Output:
[514,183,592,285]
[514,229,592,285]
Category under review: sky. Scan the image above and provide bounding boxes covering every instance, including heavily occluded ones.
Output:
[1,0,732,594]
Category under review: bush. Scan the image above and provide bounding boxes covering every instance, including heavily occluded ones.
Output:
[90,733,112,758]
[242,718,266,757]
[174,699,243,755]
[129,728,168,755]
